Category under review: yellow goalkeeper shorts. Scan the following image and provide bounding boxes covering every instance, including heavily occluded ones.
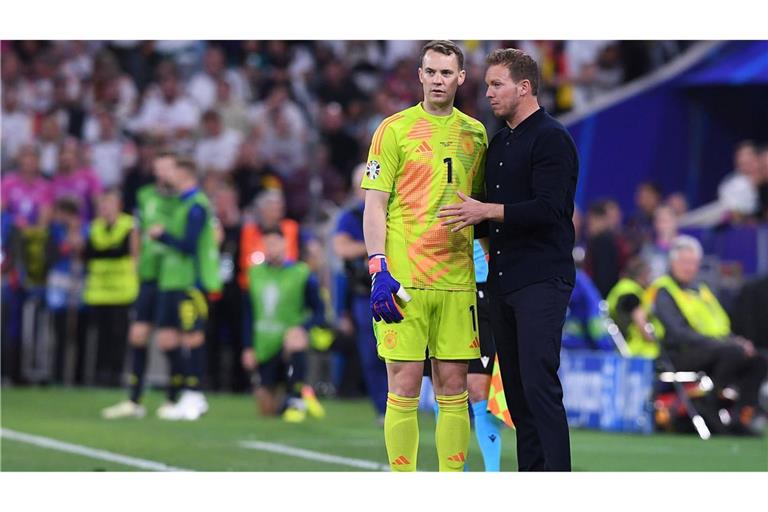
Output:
[373,288,480,362]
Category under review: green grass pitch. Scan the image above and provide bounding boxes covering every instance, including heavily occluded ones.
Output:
[1,387,766,471]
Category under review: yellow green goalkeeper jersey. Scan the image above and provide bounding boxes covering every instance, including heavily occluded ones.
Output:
[361,103,488,291]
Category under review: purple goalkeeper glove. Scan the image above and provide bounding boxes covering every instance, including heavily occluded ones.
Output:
[368,254,412,323]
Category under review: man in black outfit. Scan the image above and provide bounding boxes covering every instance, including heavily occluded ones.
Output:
[439,48,578,471]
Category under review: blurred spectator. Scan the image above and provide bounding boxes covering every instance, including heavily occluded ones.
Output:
[258,106,307,179]
[214,78,249,135]
[38,112,65,177]
[604,198,624,232]
[27,50,57,113]
[238,189,302,290]
[130,65,199,143]
[86,109,137,187]
[562,269,615,351]
[121,139,158,213]
[1,86,34,168]
[1,144,53,228]
[49,74,86,139]
[205,182,249,392]
[230,139,282,210]
[679,141,762,227]
[384,57,421,107]
[248,84,307,149]
[626,181,663,252]
[665,191,689,217]
[606,257,659,359]
[45,198,88,384]
[313,142,347,206]
[194,110,243,176]
[313,59,366,111]
[187,45,249,111]
[50,138,102,222]
[82,188,138,386]
[584,199,631,297]
[83,50,139,128]
[319,102,361,188]
[647,235,767,435]
[563,40,610,111]
[640,205,679,281]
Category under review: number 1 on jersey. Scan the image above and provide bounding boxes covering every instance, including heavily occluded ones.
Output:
[443,157,453,183]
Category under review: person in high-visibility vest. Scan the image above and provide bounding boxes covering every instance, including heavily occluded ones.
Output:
[606,257,661,359]
[83,188,138,386]
[646,235,767,435]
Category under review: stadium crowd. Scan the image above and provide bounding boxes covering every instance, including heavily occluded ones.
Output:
[2,40,766,434]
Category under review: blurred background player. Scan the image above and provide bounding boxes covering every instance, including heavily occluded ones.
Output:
[101,150,179,419]
[333,162,388,425]
[362,41,488,472]
[241,227,327,423]
[149,156,222,421]
[467,239,503,471]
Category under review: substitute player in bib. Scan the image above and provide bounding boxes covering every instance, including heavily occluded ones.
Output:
[149,157,222,420]
[101,150,179,419]
[362,40,487,472]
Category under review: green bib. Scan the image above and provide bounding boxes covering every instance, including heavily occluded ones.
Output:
[606,278,660,359]
[247,262,310,362]
[83,213,138,305]
[645,275,730,342]
[158,190,222,293]
[136,184,177,281]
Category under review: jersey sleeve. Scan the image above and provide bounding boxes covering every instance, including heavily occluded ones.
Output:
[472,125,488,198]
[361,119,400,193]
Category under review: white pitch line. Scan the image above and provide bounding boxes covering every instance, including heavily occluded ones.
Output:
[1,428,190,472]
[239,440,390,471]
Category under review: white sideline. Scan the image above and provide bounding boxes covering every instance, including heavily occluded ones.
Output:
[239,440,390,471]
[1,428,190,472]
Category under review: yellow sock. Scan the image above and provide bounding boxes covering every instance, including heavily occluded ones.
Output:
[436,391,470,472]
[384,392,419,472]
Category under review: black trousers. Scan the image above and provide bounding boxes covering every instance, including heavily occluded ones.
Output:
[669,341,768,410]
[489,277,573,471]
[205,288,249,392]
[91,305,130,387]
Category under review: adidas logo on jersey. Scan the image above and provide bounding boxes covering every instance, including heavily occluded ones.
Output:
[447,452,465,463]
[415,141,433,153]
[469,338,480,349]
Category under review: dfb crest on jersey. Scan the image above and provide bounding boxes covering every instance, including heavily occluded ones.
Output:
[366,160,381,180]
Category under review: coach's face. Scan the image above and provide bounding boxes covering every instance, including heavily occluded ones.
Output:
[419,50,465,109]
[485,64,525,120]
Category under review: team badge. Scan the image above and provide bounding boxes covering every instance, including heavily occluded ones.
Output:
[366,160,381,180]
[383,330,398,349]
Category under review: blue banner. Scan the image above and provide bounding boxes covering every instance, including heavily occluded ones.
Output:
[559,350,655,434]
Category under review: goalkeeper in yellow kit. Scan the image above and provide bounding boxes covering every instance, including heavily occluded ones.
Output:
[362,40,488,471]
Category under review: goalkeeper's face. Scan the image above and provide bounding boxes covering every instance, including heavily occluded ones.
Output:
[418,50,465,110]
